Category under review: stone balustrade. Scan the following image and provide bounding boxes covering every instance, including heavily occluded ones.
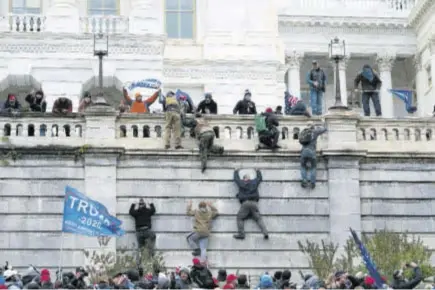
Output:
[8,14,45,32]
[80,16,129,34]
[1,110,435,155]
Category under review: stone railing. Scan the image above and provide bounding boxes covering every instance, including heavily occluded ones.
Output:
[8,14,45,32]
[80,16,129,34]
[1,110,435,156]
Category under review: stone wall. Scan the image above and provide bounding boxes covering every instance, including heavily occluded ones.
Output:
[1,109,435,279]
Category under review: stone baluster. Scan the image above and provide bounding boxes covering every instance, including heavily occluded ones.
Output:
[376,51,396,118]
[285,50,304,98]
[21,124,28,137]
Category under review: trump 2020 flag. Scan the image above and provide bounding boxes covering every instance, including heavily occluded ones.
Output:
[389,89,417,114]
[350,228,384,288]
[62,186,125,237]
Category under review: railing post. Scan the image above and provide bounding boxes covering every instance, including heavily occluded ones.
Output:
[84,103,118,146]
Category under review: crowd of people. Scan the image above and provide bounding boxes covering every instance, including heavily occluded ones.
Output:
[0,260,427,289]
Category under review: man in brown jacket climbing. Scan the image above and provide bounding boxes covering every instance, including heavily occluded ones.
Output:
[186,201,218,263]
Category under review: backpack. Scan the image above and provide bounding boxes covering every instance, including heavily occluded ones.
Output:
[255,115,267,133]
[299,128,313,146]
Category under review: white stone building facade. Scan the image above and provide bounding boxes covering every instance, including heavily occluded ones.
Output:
[0,0,433,117]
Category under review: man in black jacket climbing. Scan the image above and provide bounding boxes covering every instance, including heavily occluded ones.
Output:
[129,198,156,256]
[233,169,269,240]
[256,108,280,151]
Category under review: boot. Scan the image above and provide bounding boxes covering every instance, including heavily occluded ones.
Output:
[310,182,316,189]
[233,233,245,240]
[301,180,308,188]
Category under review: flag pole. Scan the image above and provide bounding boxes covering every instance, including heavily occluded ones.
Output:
[58,232,65,281]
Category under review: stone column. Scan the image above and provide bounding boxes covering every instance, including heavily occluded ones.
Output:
[376,52,396,118]
[339,57,349,106]
[323,111,366,252]
[285,51,304,98]
[45,0,79,33]
[414,54,427,117]
[129,0,164,35]
[430,39,435,104]
[83,104,122,254]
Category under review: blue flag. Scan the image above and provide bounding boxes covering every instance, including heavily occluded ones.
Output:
[62,186,125,237]
[389,89,417,114]
[350,228,384,289]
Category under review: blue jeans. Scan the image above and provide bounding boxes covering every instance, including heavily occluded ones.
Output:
[300,148,317,184]
[310,89,323,115]
[362,92,382,116]
[187,232,209,262]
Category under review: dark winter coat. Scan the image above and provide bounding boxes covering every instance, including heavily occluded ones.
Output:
[129,203,156,229]
[233,169,262,203]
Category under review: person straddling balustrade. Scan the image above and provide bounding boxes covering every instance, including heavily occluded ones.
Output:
[287,95,311,117]
[186,200,218,263]
[233,89,257,115]
[183,113,224,173]
[233,169,269,240]
[78,91,93,113]
[255,108,281,151]
[129,198,156,257]
[52,96,72,115]
[2,94,22,114]
[162,91,183,150]
[306,60,327,116]
[25,89,46,113]
[299,122,327,189]
[354,64,383,117]
[123,86,160,114]
[197,93,218,114]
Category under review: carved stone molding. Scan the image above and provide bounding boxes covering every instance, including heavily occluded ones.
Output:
[376,52,396,72]
[285,50,304,69]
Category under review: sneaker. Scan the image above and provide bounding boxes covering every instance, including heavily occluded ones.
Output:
[301,180,308,188]
[175,145,184,149]
[233,233,245,240]
[310,183,316,189]
[164,145,170,149]
[264,234,269,240]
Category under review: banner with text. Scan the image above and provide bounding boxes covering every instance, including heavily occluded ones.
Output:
[62,186,125,237]
[124,78,161,98]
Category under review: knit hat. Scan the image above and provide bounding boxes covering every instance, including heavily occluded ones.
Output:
[40,269,50,283]
[226,274,237,283]
[244,89,251,97]
[192,258,201,265]
[8,94,16,101]
[364,276,375,287]
[265,107,273,113]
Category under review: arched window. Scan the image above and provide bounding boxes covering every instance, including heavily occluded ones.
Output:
[88,0,119,15]
[165,0,195,39]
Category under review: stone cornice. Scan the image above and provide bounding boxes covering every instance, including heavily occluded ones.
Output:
[279,16,411,30]
[408,0,434,28]
[0,33,165,55]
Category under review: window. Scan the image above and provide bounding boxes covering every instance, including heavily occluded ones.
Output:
[88,0,119,16]
[10,0,41,14]
[165,0,195,39]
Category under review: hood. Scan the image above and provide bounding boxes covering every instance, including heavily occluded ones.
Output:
[259,274,273,288]
[217,269,227,282]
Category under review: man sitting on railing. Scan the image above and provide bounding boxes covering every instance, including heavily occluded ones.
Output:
[3,94,22,114]
[354,64,382,117]
[52,97,73,115]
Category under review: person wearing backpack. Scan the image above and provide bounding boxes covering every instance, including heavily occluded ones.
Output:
[190,258,216,289]
[306,60,327,116]
[299,123,327,189]
[255,108,280,150]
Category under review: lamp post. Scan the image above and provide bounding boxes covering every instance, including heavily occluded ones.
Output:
[328,37,348,110]
[93,33,110,106]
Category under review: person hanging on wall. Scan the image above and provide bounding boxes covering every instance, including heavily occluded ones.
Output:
[129,198,156,258]
[183,113,224,173]
[233,169,269,240]
[298,122,327,189]
[306,60,327,116]
[354,64,382,117]
[186,200,218,263]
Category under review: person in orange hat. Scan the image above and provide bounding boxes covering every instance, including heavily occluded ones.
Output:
[123,87,161,113]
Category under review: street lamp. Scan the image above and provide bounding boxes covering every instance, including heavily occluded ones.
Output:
[93,33,110,106]
[328,37,348,109]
